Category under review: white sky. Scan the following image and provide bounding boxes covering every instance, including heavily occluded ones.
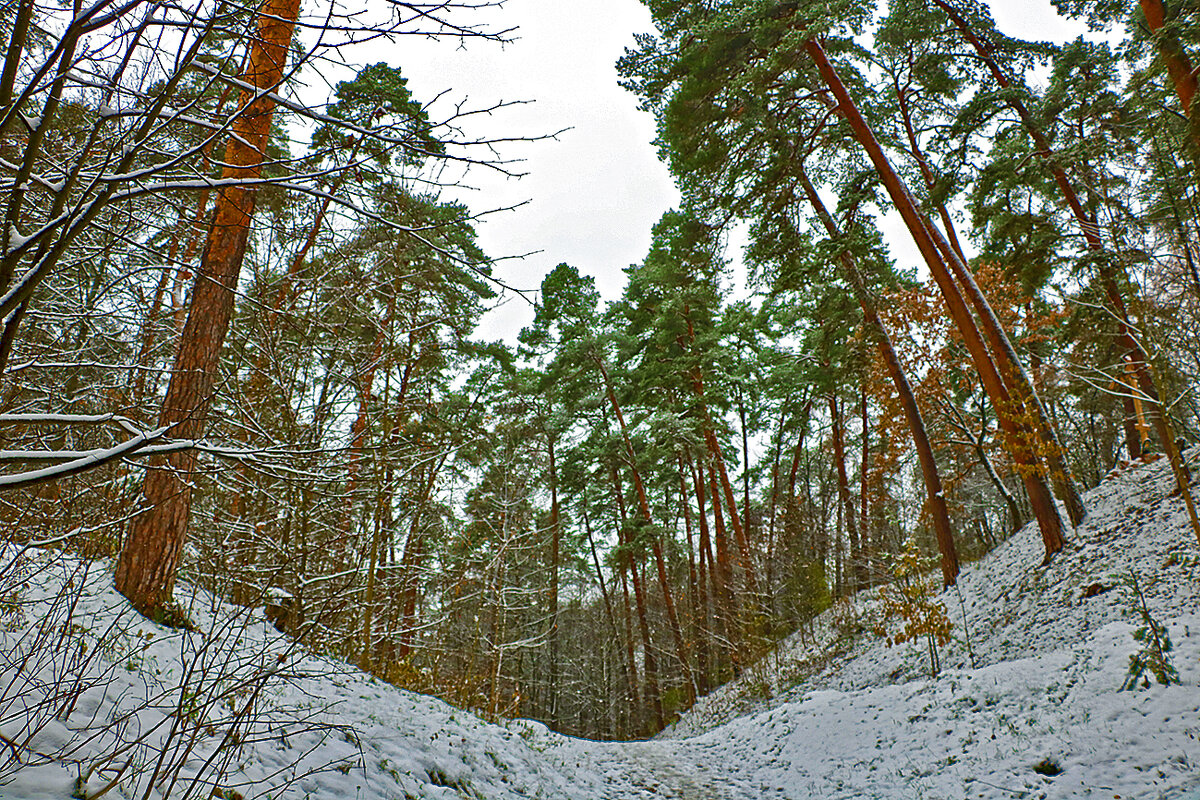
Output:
[382,0,1092,343]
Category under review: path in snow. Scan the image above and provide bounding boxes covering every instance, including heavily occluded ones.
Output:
[620,740,760,799]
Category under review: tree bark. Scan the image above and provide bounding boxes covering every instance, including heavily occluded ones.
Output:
[706,462,742,668]
[610,465,662,734]
[1139,0,1200,168]
[0,0,34,121]
[582,502,628,733]
[679,457,709,695]
[829,394,861,592]
[795,166,972,576]
[893,64,1086,527]
[115,0,302,619]
[679,318,760,604]
[336,295,395,549]
[859,387,871,583]
[595,363,693,704]
[397,464,440,657]
[806,37,1066,561]
[546,434,561,726]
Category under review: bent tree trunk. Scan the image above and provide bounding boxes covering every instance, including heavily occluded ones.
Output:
[805,38,1066,562]
[892,76,1086,527]
[939,0,1200,540]
[797,171,960,586]
[115,0,302,619]
[1139,0,1200,171]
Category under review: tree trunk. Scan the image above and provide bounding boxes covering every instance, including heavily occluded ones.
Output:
[131,215,187,406]
[337,295,394,547]
[610,466,662,734]
[0,0,34,121]
[894,67,1086,527]
[680,319,761,604]
[796,170,959,584]
[618,563,641,733]
[596,365,693,707]
[691,452,722,687]
[651,531,695,705]
[583,501,627,734]
[1139,0,1200,168]
[806,37,1066,562]
[829,394,861,591]
[115,0,302,619]
[397,465,439,657]
[359,505,383,673]
[859,388,871,583]
[706,462,742,669]
[679,458,709,696]
[699,399,760,603]
[546,435,561,726]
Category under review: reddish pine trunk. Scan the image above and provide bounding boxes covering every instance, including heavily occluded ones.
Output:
[679,459,709,695]
[168,75,241,338]
[115,0,302,619]
[937,0,1159,526]
[373,342,423,655]
[630,560,662,732]
[805,38,1066,561]
[829,394,861,591]
[601,372,693,702]
[706,463,742,666]
[691,372,760,602]
[1140,0,1200,164]
[786,400,813,503]
[797,171,959,585]
[679,318,760,603]
[618,566,641,728]
[859,389,870,582]
[893,62,1085,527]
[611,466,662,734]
[763,407,786,620]
[651,532,695,704]
[607,418,667,726]
[547,437,561,724]
[692,454,721,685]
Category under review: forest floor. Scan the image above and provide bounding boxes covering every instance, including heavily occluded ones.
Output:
[3,453,1200,799]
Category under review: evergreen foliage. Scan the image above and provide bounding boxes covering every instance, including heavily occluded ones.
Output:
[1119,570,1180,690]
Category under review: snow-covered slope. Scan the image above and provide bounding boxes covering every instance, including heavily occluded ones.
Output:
[658,453,1200,798]
[3,453,1199,799]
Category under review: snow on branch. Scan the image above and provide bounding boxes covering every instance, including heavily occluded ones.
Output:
[0,425,265,491]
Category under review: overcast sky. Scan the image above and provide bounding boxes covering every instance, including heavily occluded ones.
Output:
[385,0,1091,342]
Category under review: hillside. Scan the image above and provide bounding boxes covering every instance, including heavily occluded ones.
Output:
[2,453,1199,800]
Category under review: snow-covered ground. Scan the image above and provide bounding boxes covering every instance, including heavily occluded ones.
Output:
[2,453,1199,799]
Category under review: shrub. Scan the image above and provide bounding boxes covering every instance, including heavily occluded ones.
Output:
[873,539,953,677]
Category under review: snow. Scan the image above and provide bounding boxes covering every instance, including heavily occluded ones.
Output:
[6,225,31,252]
[0,427,173,489]
[2,453,1199,798]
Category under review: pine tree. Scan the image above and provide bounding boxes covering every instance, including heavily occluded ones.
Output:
[115,0,303,621]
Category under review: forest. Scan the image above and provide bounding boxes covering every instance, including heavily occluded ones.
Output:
[2,0,1200,750]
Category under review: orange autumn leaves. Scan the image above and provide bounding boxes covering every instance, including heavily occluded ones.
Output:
[860,263,1068,532]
